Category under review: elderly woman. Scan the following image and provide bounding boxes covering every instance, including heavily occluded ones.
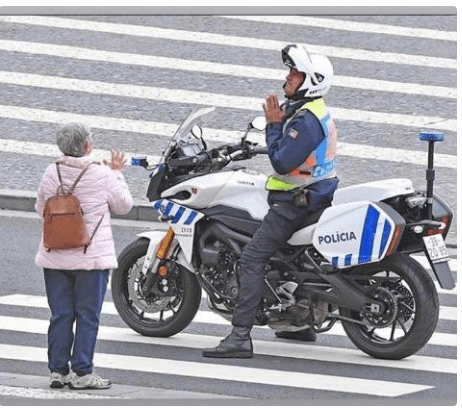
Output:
[35,122,134,390]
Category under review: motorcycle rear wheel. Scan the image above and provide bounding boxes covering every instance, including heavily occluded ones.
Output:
[111,238,202,337]
[339,253,439,360]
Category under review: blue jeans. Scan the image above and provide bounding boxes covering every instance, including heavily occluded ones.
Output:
[43,268,109,376]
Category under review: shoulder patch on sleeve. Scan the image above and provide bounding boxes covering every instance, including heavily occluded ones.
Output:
[288,128,298,139]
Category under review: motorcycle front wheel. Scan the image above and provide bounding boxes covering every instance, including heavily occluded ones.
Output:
[339,253,439,360]
[111,238,202,337]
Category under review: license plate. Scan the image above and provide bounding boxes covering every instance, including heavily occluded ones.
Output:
[423,234,450,263]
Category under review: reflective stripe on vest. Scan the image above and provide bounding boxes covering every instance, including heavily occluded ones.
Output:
[266,98,337,191]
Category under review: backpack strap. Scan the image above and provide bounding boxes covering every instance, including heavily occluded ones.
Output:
[83,212,105,254]
[56,162,63,185]
[56,161,99,194]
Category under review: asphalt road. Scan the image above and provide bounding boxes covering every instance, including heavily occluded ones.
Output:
[0,10,457,405]
[0,211,457,404]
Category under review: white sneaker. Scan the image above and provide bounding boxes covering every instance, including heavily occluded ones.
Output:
[49,372,75,389]
[68,373,112,390]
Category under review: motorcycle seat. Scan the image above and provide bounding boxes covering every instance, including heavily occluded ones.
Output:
[333,178,413,205]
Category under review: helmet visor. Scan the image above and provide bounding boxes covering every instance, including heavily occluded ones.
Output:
[281,44,297,68]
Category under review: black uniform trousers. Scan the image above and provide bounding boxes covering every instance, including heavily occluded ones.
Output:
[231,177,339,329]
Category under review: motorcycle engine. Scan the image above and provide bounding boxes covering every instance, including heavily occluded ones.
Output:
[266,290,329,332]
[199,241,239,302]
[197,231,331,331]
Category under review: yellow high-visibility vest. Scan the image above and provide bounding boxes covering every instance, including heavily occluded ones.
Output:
[266,98,337,191]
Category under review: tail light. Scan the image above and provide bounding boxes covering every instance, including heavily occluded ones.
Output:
[385,225,404,256]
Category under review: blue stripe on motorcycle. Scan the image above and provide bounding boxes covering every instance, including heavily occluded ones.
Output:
[153,200,162,211]
[379,219,392,257]
[344,254,352,266]
[171,206,186,223]
[331,256,338,267]
[358,205,380,264]
[164,201,174,216]
[184,210,198,225]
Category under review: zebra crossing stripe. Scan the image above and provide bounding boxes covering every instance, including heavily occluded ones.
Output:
[0,16,455,69]
[0,343,434,397]
[0,59,455,100]
[221,16,457,42]
[0,315,456,375]
[0,111,457,168]
[0,70,456,132]
[0,294,457,346]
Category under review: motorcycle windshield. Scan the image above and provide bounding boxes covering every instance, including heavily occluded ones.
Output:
[159,106,216,164]
[174,106,216,142]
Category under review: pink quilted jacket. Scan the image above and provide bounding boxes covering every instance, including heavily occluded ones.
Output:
[35,155,134,270]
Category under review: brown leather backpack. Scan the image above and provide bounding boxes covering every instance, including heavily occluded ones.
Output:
[42,162,103,253]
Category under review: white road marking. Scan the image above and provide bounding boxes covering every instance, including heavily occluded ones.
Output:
[0,343,434,397]
[0,44,456,99]
[0,71,457,128]
[222,15,457,42]
[0,16,455,69]
[0,314,456,375]
[0,138,161,166]
[412,254,457,274]
[0,116,457,169]
[0,294,456,345]
[333,75,456,99]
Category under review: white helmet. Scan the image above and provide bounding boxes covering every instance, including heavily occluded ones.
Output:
[281,44,333,98]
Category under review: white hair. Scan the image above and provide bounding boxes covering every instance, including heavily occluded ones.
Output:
[57,122,93,157]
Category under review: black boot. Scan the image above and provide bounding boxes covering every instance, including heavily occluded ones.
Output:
[275,327,317,342]
[202,327,253,358]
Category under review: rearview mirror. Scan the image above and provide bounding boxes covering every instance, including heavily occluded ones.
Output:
[251,116,266,131]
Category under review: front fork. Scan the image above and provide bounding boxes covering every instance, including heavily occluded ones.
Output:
[141,227,176,295]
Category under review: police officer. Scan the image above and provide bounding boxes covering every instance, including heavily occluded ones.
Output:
[202,44,339,358]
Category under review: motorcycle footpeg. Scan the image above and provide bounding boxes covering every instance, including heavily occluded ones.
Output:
[317,264,336,274]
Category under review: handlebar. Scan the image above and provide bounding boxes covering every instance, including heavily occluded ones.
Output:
[251,146,268,155]
[159,142,268,171]
[167,151,210,168]
[223,143,268,162]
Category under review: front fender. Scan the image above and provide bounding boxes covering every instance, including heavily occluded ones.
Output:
[136,230,195,273]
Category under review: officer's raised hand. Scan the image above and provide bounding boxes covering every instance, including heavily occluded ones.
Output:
[263,94,284,123]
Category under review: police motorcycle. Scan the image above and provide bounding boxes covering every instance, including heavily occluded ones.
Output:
[111,106,454,360]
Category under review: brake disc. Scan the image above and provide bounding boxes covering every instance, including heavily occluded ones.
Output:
[127,265,170,313]
[393,283,415,322]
